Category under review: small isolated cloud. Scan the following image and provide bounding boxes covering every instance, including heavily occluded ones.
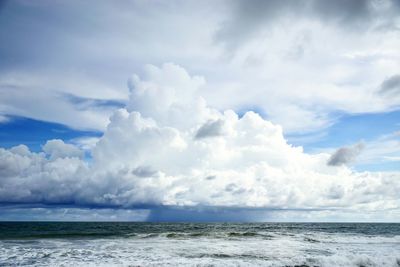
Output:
[195,119,225,139]
[327,142,364,166]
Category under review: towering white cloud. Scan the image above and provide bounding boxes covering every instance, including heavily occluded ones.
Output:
[0,64,399,216]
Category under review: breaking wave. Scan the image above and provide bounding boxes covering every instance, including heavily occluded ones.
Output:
[1,222,400,266]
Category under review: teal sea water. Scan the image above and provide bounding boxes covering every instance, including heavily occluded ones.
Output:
[0,222,399,266]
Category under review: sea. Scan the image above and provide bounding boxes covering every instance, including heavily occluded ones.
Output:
[0,222,399,266]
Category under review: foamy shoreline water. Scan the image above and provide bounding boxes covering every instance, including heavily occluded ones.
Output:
[0,222,399,266]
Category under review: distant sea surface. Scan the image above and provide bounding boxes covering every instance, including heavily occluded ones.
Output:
[0,222,399,266]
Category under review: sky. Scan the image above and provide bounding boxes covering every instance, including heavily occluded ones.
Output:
[0,0,399,222]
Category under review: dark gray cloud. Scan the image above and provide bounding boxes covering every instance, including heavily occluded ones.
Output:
[379,74,400,96]
[63,93,125,109]
[205,175,216,180]
[312,0,372,25]
[327,143,364,166]
[215,0,303,50]
[195,119,225,139]
[327,185,345,199]
[216,0,400,50]
[132,166,158,178]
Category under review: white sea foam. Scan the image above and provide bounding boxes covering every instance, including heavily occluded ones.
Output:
[1,231,399,266]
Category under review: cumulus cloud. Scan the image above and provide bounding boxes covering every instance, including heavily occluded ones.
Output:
[327,143,364,166]
[1,64,399,215]
[0,144,89,204]
[43,139,84,160]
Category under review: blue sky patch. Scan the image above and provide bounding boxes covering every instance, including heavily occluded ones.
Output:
[0,116,101,152]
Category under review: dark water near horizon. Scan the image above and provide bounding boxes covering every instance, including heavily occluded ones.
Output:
[0,222,399,266]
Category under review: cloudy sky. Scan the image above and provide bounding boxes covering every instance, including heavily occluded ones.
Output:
[0,0,400,221]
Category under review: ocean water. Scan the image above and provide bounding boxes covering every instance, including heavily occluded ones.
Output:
[0,222,399,267]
